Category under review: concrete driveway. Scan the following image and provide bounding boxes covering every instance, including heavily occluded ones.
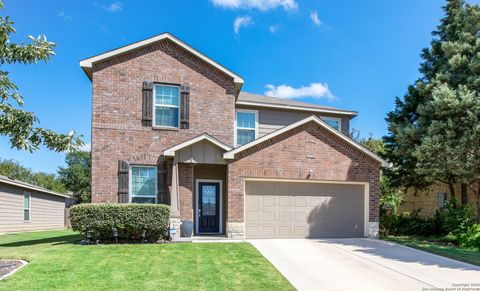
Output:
[249,238,480,291]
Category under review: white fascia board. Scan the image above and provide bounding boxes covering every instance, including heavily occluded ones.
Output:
[80,33,244,84]
[224,115,390,167]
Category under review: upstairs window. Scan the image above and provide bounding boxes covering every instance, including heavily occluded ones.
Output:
[235,110,258,146]
[154,85,180,128]
[130,166,157,203]
[23,192,31,221]
[321,117,341,131]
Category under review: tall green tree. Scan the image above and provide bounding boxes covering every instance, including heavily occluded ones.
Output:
[0,0,82,152]
[58,151,91,203]
[0,158,66,192]
[384,0,480,217]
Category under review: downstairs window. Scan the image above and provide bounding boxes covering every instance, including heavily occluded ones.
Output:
[130,166,157,203]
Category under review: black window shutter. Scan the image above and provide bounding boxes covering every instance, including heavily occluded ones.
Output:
[180,85,190,129]
[118,160,130,203]
[142,81,153,127]
[157,156,168,205]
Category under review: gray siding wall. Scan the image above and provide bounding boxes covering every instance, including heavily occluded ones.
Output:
[0,184,65,233]
[236,106,351,137]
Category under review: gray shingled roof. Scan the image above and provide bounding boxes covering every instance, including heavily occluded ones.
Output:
[0,175,70,198]
[237,92,357,115]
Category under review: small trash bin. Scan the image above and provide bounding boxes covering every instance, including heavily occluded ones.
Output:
[181,220,193,237]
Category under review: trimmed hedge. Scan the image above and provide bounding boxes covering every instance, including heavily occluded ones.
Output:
[70,203,170,242]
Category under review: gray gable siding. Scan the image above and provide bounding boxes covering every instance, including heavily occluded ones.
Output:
[236,105,351,137]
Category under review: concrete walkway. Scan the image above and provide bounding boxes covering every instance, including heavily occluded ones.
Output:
[249,238,480,291]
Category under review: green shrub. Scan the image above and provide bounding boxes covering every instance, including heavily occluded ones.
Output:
[438,197,476,237]
[70,203,170,242]
[380,209,443,236]
[458,224,480,250]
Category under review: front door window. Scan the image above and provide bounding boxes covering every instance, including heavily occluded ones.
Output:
[198,182,220,233]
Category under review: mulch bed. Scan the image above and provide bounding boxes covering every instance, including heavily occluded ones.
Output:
[0,259,26,280]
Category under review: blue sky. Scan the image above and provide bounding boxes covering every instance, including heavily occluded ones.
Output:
[0,0,447,173]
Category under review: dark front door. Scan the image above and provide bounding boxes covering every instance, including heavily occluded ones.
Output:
[198,182,220,233]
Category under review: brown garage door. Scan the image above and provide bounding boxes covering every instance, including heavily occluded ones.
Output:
[245,181,365,238]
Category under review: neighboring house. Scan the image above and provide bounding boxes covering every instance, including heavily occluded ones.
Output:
[0,175,68,233]
[80,32,388,239]
[398,182,479,217]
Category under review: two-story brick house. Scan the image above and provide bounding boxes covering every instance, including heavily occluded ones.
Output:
[80,33,388,239]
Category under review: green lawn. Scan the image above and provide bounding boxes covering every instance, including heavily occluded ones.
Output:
[385,236,480,266]
[0,230,293,290]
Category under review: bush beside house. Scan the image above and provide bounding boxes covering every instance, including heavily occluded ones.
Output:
[70,203,170,242]
[381,198,480,249]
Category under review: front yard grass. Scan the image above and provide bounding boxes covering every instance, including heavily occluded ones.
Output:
[385,236,480,266]
[0,230,293,290]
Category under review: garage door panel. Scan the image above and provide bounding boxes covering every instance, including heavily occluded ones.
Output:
[279,211,291,221]
[262,196,276,207]
[294,196,307,207]
[279,196,292,207]
[262,211,275,221]
[246,211,260,221]
[245,181,365,238]
[246,195,260,206]
[278,226,291,236]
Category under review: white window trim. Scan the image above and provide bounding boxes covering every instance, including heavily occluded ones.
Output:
[23,192,31,222]
[320,116,342,131]
[234,109,258,147]
[129,165,158,203]
[195,179,223,235]
[153,84,181,129]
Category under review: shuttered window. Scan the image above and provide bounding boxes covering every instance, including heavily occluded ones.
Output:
[154,85,180,128]
[23,192,31,221]
[130,166,157,203]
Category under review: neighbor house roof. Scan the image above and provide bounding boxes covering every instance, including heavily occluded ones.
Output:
[223,115,390,167]
[80,32,244,92]
[0,175,70,198]
[163,133,232,157]
[237,92,358,116]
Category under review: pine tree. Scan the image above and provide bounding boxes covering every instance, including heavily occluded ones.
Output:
[384,0,480,219]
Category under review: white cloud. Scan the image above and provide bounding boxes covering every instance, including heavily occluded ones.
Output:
[57,11,72,21]
[103,1,123,12]
[211,0,297,11]
[269,24,280,33]
[264,83,334,100]
[310,10,321,26]
[234,16,253,34]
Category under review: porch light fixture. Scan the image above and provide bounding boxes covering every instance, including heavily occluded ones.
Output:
[307,170,314,179]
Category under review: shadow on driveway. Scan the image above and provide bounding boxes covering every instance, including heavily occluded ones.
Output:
[312,238,480,271]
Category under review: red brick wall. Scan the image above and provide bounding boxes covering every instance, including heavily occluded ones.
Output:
[91,39,235,202]
[227,121,381,223]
